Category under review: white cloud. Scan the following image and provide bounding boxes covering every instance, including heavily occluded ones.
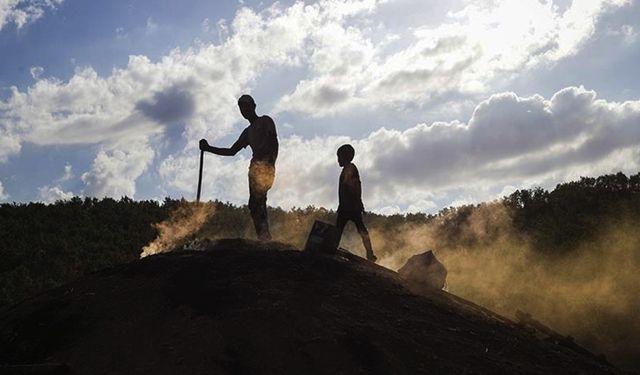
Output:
[145,16,157,34]
[614,24,638,43]
[115,26,126,39]
[61,163,73,181]
[30,66,44,80]
[81,139,155,198]
[37,184,73,203]
[0,1,325,153]
[201,17,210,33]
[362,86,639,191]
[0,0,63,31]
[497,185,517,200]
[177,86,640,213]
[1,0,369,197]
[621,25,637,42]
[0,180,8,201]
[0,127,21,162]
[216,18,228,43]
[276,0,631,116]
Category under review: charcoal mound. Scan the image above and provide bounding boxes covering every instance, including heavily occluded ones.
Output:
[0,239,622,374]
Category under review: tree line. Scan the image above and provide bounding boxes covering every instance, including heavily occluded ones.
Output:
[1,171,638,309]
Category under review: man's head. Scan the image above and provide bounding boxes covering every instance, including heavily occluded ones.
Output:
[337,144,355,167]
[238,94,257,120]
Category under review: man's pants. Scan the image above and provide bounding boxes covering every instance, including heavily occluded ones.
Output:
[248,161,275,241]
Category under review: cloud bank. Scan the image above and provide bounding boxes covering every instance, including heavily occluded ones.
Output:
[0,0,637,210]
[181,86,640,213]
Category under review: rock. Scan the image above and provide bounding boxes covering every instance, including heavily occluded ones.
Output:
[398,250,447,293]
[303,220,339,253]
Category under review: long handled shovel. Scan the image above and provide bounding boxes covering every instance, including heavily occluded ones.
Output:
[185,149,205,251]
[196,149,204,202]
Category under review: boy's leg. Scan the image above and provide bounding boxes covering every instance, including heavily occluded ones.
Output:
[335,210,348,247]
[353,212,376,262]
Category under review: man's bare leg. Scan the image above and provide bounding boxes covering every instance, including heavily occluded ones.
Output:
[250,199,271,241]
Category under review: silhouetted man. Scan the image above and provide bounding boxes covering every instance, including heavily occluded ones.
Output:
[199,95,278,241]
[335,144,377,262]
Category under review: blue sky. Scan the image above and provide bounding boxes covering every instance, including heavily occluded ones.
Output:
[0,0,639,213]
[0,1,238,91]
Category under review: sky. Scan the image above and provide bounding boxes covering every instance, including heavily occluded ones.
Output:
[0,0,639,213]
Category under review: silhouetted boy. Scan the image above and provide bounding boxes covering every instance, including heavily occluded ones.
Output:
[336,144,377,262]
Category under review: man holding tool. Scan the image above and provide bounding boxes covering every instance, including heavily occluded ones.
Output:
[199,95,279,241]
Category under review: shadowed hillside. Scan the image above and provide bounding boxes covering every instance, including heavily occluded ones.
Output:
[1,171,638,371]
[0,239,622,375]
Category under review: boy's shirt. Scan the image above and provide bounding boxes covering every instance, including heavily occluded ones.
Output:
[338,163,365,212]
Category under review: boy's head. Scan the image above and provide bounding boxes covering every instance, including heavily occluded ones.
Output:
[337,144,355,167]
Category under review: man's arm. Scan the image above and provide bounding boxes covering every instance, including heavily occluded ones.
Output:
[199,130,248,156]
[264,116,277,137]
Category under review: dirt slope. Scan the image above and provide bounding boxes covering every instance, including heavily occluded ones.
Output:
[0,239,623,374]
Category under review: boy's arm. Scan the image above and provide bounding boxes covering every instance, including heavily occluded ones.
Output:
[344,165,364,211]
[353,169,362,202]
[354,167,364,211]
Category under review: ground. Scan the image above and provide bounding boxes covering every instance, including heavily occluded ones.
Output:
[0,239,624,374]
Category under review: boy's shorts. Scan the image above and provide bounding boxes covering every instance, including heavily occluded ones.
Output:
[336,209,368,235]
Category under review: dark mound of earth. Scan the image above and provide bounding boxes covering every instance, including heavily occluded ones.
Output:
[0,239,622,374]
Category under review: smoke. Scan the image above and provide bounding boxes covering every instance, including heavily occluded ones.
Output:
[439,222,640,370]
[142,198,639,369]
[361,203,640,371]
[140,201,216,258]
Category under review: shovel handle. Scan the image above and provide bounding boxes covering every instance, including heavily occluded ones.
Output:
[196,149,204,202]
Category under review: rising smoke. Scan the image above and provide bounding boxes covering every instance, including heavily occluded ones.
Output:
[140,201,215,258]
[364,203,640,371]
[141,199,639,370]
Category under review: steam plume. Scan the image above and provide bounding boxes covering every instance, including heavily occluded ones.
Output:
[140,201,215,258]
